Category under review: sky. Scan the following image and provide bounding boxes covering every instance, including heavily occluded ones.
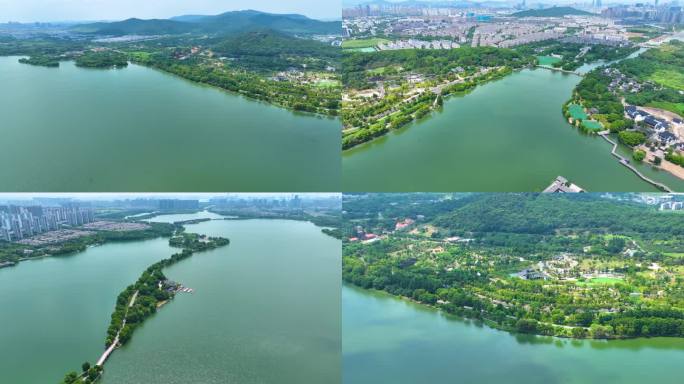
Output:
[0,0,341,23]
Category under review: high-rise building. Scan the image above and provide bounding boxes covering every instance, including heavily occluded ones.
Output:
[0,205,94,242]
[158,199,200,211]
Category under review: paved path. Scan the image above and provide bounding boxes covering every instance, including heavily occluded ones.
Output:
[96,290,138,366]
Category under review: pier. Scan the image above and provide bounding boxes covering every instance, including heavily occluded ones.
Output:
[537,65,582,77]
[598,131,673,192]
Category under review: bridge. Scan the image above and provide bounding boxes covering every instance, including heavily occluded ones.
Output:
[598,132,673,192]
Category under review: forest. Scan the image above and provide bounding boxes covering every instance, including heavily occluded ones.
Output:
[516,41,637,71]
[616,41,684,116]
[342,46,531,90]
[75,50,129,68]
[125,33,340,115]
[342,47,532,148]
[342,193,684,340]
[570,70,633,134]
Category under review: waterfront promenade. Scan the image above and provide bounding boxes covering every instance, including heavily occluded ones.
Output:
[598,131,673,192]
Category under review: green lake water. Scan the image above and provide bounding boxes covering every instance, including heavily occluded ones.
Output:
[343,285,684,384]
[0,57,340,191]
[0,238,174,383]
[342,67,684,192]
[0,214,340,384]
[99,216,341,384]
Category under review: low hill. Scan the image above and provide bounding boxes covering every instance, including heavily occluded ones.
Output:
[71,18,193,35]
[512,6,593,18]
[210,29,340,72]
[185,10,340,35]
[73,10,340,36]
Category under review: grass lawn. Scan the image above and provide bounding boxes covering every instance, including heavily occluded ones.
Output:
[577,277,623,286]
[646,101,684,117]
[582,120,603,131]
[367,66,388,75]
[342,38,390,49]
[649,69,684,91]
[537,55,561,66]
[664,252,684,258]
[568,104,588,120]
[314,79,341,88]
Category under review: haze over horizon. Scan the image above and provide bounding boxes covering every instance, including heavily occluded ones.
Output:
[0,0,341,23]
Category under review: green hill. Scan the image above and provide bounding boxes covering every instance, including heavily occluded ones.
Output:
[72,10,340,36]
[210,29,340,72]
[71,18,193,35]
[512,7,593,18]
[181,10,341,35]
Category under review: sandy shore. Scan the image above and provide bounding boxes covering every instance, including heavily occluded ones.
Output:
[639,145,684,180]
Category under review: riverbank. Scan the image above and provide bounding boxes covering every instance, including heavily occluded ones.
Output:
[343,282,677,341]
[343,284,684,384]
[0,221,175,269]
[342,65,520,150]
[130,58,340,118]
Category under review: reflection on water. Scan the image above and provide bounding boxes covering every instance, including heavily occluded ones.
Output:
[344,284,684,384]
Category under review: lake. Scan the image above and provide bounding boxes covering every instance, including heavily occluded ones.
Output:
[343,285,684,384]
[342,67,684,192]
[100,215,341,384]
[0,57,340,191]
[0,213,340,383]
[0,238,174,383]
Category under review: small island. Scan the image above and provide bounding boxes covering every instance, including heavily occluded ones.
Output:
[18,55,60,67]
[75,50,129,69]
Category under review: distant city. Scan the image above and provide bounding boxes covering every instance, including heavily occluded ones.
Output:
[0,194,341,244]
[0,205,94,241]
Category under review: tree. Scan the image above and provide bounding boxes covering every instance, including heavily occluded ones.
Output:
[61,372,79,384]
[633,149,646,162]
[515,318,539,334]
[618,131,646,147]
[82,361,91,372]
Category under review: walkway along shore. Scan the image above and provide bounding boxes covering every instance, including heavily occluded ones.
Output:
[96,290,139,366]
[598,131,674,192]
[536,65,582,77]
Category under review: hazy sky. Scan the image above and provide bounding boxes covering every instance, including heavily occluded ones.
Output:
[0,0,341,23]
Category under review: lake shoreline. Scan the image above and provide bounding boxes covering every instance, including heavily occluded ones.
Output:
[343,282,683,342]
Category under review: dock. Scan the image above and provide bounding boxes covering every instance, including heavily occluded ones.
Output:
[598,131,673,192]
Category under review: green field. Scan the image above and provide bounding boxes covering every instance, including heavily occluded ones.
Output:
[341,38,389,49]
[537,55,561,66]
[568,104,588,120]
[650,69,684,91]
[582,120,603,131]
[647,101,684,116]
[367,66,387,75]
[577,277,624,286]
[314,79,341,88]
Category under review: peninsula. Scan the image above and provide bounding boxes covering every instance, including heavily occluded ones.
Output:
[59,230,230,384]
[0,10,342,116]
